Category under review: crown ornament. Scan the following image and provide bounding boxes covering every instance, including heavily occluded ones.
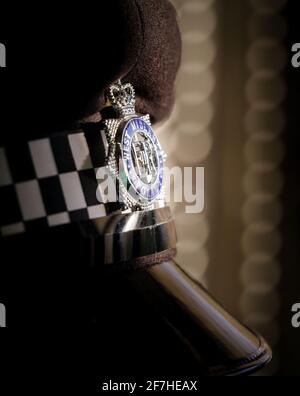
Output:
[107,79,136,118]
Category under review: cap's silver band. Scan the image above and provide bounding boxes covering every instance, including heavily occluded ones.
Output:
[85,206,177,268]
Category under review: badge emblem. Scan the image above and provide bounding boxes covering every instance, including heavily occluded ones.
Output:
[103,80,165,210]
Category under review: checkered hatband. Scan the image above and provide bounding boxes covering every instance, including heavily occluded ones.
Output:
[0,126,115,237]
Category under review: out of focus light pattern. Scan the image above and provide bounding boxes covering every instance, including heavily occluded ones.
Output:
[241,0,287,374]
[164,0,288,375]
[161,0,217,284]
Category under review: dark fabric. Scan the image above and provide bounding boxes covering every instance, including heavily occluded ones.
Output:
[0,2,191,381]
[2,0,181,145]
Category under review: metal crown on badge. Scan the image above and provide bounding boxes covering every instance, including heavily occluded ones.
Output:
[103,80,166,210]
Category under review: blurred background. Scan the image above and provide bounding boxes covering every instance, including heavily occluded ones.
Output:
[157,0,300,376]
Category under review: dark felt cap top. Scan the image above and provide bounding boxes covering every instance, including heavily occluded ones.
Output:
[4,0,181,143]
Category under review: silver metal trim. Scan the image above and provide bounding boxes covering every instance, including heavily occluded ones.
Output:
[92,206,177,266]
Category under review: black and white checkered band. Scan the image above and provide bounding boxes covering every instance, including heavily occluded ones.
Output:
[0,125,119,237]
